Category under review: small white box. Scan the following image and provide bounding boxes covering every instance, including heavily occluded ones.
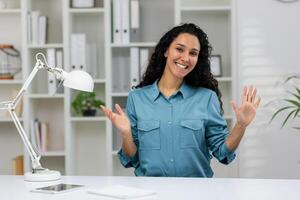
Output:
[72,0,94,8]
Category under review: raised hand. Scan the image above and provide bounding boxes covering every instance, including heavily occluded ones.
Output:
[100,104,131,135]
[231,86,261,128]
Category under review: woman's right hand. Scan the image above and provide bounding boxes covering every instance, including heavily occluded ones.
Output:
[100,104,131,136]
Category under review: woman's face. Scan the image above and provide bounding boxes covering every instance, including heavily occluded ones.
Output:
[164,33,200,80]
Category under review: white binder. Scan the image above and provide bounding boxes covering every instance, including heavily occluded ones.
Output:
[130,0,140,42]
[121,0,130,44]
[112,0,122,44]
[46,48,57,94]
[130,47,139,89]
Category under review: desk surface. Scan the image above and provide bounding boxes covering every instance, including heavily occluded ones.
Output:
[1,175,300,200]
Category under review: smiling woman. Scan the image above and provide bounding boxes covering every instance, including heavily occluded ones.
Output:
[101,23,261,177]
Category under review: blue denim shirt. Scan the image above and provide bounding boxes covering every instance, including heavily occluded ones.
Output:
[118,80,235,177]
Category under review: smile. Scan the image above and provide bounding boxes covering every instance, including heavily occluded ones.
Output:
[175,62,188,69]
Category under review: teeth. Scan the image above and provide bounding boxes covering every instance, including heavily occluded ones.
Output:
[176,63,188,69]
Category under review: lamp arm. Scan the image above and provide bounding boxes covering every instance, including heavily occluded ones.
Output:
[7,105,43,171]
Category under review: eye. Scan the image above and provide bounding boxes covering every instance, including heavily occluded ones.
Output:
[176,47,184,52]
[190,51,198,57]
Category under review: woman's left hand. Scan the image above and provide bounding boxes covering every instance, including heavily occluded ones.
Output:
[231,85,261,128]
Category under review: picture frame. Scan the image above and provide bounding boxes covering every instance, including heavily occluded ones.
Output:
[210,55,222,77]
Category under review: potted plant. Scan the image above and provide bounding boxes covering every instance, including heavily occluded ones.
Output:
[270,75,300,129]
[72,91,105,117]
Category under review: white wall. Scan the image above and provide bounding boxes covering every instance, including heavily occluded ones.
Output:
[236,0,300,178]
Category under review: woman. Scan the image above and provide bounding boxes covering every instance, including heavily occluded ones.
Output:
[101,23,260,177]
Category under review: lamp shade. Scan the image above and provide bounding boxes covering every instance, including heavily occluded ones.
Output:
[63,70,94,92]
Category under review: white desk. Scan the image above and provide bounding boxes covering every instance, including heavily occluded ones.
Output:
[1,175,300,200]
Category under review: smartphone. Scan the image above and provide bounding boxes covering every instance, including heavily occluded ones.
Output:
[31,183,84,194]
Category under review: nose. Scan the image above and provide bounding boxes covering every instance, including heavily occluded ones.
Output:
[181,52,189,63]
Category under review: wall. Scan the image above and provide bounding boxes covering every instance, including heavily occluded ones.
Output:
[236,0,300,178]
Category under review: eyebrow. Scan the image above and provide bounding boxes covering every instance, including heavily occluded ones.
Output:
[175,43,200,52]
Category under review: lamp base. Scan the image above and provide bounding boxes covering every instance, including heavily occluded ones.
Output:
[24,169,61,182]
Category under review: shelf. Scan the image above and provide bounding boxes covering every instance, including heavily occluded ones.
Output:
[68,8,104,14]
[111,92,129,97]
[181,6,231,12]
[111,42,157,48]
[216,77,232,82]
[70,116,106,122]
[0,79,23,84]
[0,118,23,122]
[94,78,106,83]
[0,9,21,14]
[27,44,64,49]
[28,94,64,99]
[41,151,65,157]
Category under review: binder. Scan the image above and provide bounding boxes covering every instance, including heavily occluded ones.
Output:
[130,0,140,42]
[130,47,139,89]
[139,48,149,80]
[31,11,40,45]
[38,16,47,44]
[121,0,130,44]
[46,48,57,94]
[112,0,122,44]
[55,49,64,93]
[70,34,78,70]
[76,34,87,71]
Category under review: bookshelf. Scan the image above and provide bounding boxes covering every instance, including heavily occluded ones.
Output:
[175,0,238,177]
[0,0,237,178]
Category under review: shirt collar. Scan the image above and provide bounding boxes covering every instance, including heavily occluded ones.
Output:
[150,80,194,101]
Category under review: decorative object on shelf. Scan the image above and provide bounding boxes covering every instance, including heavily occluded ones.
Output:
[210,55,222,77]
[270,75,300,129]
[72,91,105,116]
[0,44,21,80]
[0,52,94,182]
[71,0,95,8]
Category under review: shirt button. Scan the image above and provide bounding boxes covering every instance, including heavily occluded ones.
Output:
[170,159,174,163]
[168,121,172,125]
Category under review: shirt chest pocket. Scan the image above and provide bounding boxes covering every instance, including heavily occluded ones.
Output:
[138,120,161,150]
[180,120,204,149]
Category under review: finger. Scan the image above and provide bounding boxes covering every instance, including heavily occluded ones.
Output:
[251,88,257,103]
[254,96,261,108]
[231,101,238,113]
[242,86,247,104]
[247,85,253,102]
[115,104,125,116]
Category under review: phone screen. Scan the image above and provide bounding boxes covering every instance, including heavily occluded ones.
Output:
[32,184,84,194]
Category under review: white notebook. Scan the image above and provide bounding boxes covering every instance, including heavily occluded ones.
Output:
[88,185,156,199]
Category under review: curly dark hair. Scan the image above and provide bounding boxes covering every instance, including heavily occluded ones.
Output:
[136,23,224,114]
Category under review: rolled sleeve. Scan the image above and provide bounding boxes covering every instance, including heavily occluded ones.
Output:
[206,92,236,165]
[117,92,140,168]
[118,149,139,168]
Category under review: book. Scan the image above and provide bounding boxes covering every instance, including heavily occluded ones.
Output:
[12,155,24,175]
[88,185,156,199]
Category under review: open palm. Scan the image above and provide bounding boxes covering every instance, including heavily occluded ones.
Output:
[100,104,131,134]
[231,86,261,127]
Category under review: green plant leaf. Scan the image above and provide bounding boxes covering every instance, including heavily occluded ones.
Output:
[270,106,294,123]
[281,109,297,128]
[284,99,300,108]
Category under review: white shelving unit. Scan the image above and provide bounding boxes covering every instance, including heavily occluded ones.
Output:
[176,0,238,178]
[0,0,237,177]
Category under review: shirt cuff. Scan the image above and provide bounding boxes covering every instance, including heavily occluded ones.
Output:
[219,143,236,164]
[117,148,139,168]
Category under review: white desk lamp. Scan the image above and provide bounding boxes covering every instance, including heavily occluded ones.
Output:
[0,53,94,182]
